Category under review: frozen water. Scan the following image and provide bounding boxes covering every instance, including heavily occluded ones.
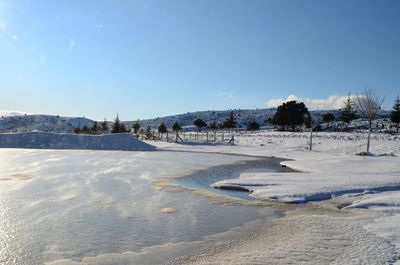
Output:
[0,149,279,265]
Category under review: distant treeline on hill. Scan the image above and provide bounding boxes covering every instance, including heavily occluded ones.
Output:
[74,95,400,135]
[1,94,399,134]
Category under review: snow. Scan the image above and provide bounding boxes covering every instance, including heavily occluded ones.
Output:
[212,155,400,203]
[1,126,399,263]
[1,109,392,134]
[0,114,94,133]
[0,110,30,117]
[0,132,156,151]
[350,192,400,252]
[147,130,400,264]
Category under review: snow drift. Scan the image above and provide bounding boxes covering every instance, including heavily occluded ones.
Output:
[0,132,156,151]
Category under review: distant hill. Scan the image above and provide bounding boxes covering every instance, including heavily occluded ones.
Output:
[0,108,391,133]
[128,108,390,131]
[0,115,94,133]
[134,109,278,130]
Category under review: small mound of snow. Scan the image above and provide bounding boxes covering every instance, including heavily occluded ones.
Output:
[0,132,156,151]
[356,151,373,156]
[160,207,176,214]
[356,151,397,157]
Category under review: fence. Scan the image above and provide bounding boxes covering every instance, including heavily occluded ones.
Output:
[150,131,236,145]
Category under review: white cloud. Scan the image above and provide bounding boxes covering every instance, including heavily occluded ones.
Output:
[0,110,30,117]
[219,91,235,99]
[266,94,358,110]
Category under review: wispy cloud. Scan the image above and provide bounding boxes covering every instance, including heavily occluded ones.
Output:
[219,91,235,100]
[266,94,358,110]
[0,110,30,117]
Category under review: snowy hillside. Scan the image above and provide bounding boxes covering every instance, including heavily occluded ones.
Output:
[0,109,392,133]
[0,132,156,151]
[136,109,391,131]
[0,115,94,133]
[131,108,278,130]
[0,110,29,117]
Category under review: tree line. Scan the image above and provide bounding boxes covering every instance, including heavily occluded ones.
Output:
[74,92,400,138]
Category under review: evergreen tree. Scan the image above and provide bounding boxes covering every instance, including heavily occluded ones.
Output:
[193,119,207,131]
[172,122,182,132]
[101,119,109,133]
[111,115,122,133]
[73,125,81,134]
[172,122,182,143]
[222,112,237,130]
[246,121,260,131]
[158,122,168,134]
[120,122,128,133]
[339,94,357,124]
[145,126,153,139]
[209,120,217,130]
[132,120,141,134]
[390,96,400,133]
[91,121,99,134]
[81,125,90,134]
[272,101,309,131]
[322,113,335,123]
[303,113,313,129]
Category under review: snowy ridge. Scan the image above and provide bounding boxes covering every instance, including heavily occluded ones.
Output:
[0,132,156,151]
[0,110,30,117]
[135,108,278,130]
[0,109,392,133]
[133,109,391,131]
[0,115,94,133]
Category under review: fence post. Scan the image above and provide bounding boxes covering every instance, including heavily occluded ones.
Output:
[227,135,235,145]
[222,133,224,143]
[206,132,209,142]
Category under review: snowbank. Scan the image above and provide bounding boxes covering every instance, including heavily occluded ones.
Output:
[212,155,400,203]
[150,131,400,263]
[348,192,400,251]
[0,132,156,151]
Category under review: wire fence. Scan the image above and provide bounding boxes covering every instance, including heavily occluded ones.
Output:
[143,131,236,145]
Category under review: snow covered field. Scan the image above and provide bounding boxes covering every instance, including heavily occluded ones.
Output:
[150,130,400,264]
[0,132,156,151]
[1,130,399,264]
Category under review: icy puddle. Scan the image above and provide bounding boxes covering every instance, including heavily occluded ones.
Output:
[0,149,282,265]
[174,155,292,200]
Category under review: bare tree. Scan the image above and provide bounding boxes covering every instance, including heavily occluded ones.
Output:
[353,87,384,153]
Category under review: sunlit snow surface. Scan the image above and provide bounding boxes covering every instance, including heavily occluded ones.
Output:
[0,149,277,265]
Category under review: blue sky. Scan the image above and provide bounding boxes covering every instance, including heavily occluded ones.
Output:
[0,0,399,120]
